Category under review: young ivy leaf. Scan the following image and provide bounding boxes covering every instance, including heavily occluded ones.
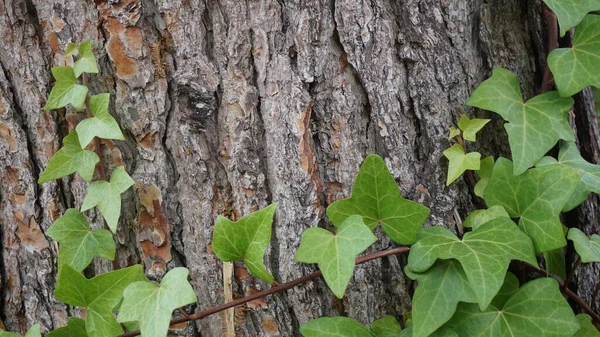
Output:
[473,156,494,198]
[407,218,537,310]
[568,228,600,263]
[467,68,574,175]
[212,202,278,283]
[117,267,198,337]
[443,144,480,186]
[0,324,40,337]
[548,15,600,97]
[573,314,600,337]
[483,158,582,253]
[64,42,78,57]
[456,115,490,142]
[54,264,146,337]
[72,41,99,78]
[371,316,403,337]
[543,0,600,36]
[448,126,461,141]
[47,208,115,272]
[46,317,88,337]
[463,205,509,230]
[38,131,99,183]
[295,215,377,298]
[446,278,580,337]
[81,166,135,232]
[544,248,567,279]
[300,317,376,337]
[327,155,430,245]
[45,66,88,110]
[76,93,124,148]
[407,260,477,337]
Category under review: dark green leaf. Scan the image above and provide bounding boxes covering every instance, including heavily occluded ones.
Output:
[46,318,88,337]
[300,317,376,337]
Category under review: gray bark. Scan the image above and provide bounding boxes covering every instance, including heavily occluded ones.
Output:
[0,0,597,335]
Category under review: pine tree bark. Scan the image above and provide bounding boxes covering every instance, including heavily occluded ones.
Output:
[0,0,597,335]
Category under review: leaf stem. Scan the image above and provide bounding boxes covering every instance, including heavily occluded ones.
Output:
[563,255,581,291]
[118,246,410,337]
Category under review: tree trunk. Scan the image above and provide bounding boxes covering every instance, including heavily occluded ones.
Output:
[0,0,597,335]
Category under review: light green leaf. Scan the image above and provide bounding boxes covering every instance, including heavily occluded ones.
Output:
[568,228,600,262]
[72,41,99,78]
[543,0,600,36]
[474,156,494,198]
[38,131,99,183]
[371,316,402,337]
[327,155,430,244]
[47,208,115,272]
[448,127,461,141]
[544,248,567,279]
[295,215,377,298]
[117,267,198,337]
[446,278,580,337]
[54,264,146,337]
[548,15,600,97]
[400,326,458,337]
[45,66,88,110]
[573,314,600,336]
[81,166,135,232]
[212,202,278,283]
[483,158,581,253]
[490,272,519,309]
[443,144,480,186]
[463,205,510,230]
[65,42,78,57]
[407,218,537,310]
[76,93,124,148]
[46,318,88,337]
[457,115,490,142]
[467,68,574,175]
[408,260,477,337]
[0,324,40,337]
[300,317,376,337]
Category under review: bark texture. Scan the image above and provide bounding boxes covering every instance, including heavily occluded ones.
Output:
[0,0,597,336]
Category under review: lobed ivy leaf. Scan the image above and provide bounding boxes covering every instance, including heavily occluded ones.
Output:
[65,42,78,57]
[81,166,135,232]
[327,155,430,245]
[54,264,146,337]
[457,115,490,142]
[573,314,600,336]
[474,156,494,198]
[46,318,88,337]
[568,228,600,262]
[407,218,537,310]
[295,215,377,298]
[548,15,600,97]
[467,68,574,175]
[490,272,520,309]
[72,41,99,78]
[463,205,509,230]
[300,317,376,337]
[443,144,480,186]
[0,324,40,337]
[212,202,278,283]
[76,93,124,148]
[371,316,402,337]
[45,66,88,110]
[38,131,99,183]
[47,208,115,272]
[117,267,198,337]
[407,260,477,337]
[544,248,567,279]
[446,278,580,337]
[399,326,458,337]
[484,158,581,253]
[448,126,461,141]
[543,0,600,36]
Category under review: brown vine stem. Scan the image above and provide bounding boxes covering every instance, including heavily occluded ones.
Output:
[563,255,581,291]
[119,246,410,337]
[541,2,558,93]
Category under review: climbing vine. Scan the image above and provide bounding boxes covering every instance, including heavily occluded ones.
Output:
[2,2,600,337]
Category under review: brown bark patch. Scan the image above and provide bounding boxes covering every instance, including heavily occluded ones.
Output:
[0,123,17,152]
[15,212,49,250]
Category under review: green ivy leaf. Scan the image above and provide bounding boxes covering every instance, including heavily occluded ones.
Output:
[457,115,490,142]
[544,248,567,279]
[81,166,135,232]
[76,93,124,148]
[543,0,600,36]
[474,156,494,198]
[46,318,88,337]
[467,68,574,175]
[65,42,78,57]
[483,158,582,253]
[490,272,519,309]
[47,209,115,272]
[548,15,600,97]
[446,278,580,337]
[0,324,40,337]
[408,260,477,337]
[45,66,88,110]
[371,316,402,337]
[72,41,99,78]
[55,264,146,337]
[327,155,430,244]
[117,267,198,337]
[407,218,537,310]
[295,215,377,298]
[573,314,600,336]
[568,228,600,262]
[400,326,458,337]
[448,126,461,141]
[463,205,509,230]
[212,202,278,283]
[300,317,376,337]
[38,131,100,183]
[443,144,480,186]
